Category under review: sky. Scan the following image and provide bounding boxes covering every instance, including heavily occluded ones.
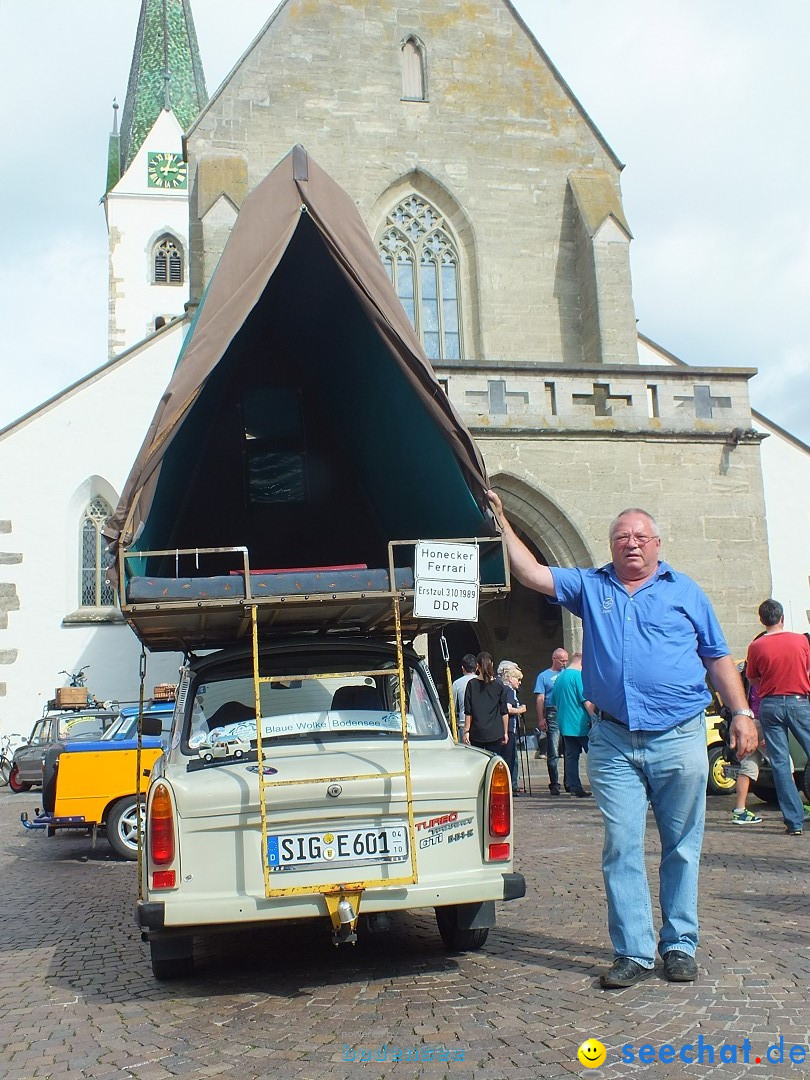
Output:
[1,0,808,442]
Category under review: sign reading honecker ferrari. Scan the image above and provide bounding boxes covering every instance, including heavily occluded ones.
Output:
[413,541,480,621]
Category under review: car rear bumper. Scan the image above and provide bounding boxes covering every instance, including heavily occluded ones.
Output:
[138,870,526,932]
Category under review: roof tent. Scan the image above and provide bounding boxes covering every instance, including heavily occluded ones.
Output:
[106,146,507,649]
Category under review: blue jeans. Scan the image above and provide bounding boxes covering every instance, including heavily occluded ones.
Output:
[759,695,810,831]
[562,735,589,794]
[545,709,561,787]
[587,712,708,967]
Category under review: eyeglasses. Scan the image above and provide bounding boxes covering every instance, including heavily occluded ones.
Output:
[610,534,659,547]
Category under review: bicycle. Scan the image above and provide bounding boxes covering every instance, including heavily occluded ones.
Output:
[59,666,90,687]
[0,732,26,787]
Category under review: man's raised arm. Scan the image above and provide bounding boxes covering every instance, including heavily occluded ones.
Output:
[487,490,556,597]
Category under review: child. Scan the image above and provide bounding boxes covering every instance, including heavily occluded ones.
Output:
[731,682,764,825]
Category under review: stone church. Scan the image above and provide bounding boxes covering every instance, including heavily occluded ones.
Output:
[3,0,808,730]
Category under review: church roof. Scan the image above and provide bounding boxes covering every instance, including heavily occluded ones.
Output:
[113,0,207,186]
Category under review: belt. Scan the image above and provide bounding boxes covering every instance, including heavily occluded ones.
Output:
[597,709,628,727]
[762,694,808,700]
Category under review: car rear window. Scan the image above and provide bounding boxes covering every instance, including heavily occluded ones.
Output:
[185,657,446,750]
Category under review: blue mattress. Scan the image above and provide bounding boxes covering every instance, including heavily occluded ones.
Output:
[127,567,415,603]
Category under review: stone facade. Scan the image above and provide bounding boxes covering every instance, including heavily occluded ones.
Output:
[0,520,21,698]
[179,0,771,677]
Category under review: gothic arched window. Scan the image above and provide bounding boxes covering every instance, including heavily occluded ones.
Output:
[80,497,115,607]
[153,236,184,285]
[401,37,426,101]
[379,196,461,360]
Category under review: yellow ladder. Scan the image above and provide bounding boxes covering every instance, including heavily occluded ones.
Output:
[248,596,419,936]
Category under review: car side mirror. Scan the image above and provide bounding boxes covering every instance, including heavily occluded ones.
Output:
[141,716,164,737]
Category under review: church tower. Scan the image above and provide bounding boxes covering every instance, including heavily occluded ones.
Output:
[104,0,207,356]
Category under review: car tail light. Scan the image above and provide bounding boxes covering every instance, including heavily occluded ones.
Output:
[149,782,175,866]
[488,759,511,838]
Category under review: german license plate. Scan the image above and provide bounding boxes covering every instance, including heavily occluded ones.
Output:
[267,824,409,873]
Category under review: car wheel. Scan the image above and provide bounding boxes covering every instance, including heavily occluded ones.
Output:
[8,765,33,793]
[706,745,736,796]
[149,938,194,981]
[749,780,780,805]
[435,906,489,951]
[106,796,144,859]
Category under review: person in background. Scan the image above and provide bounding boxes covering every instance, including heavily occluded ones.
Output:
[534,647,569,794]
[745,599,810,835]
[452,654,478,731]
[487,491,757,988]
[552,652,593,798]
[463,652,509,759]
[500,663,527,794]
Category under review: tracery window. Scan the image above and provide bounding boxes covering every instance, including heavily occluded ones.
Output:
[80,498,115,607]
[401,37,426,101]
[153,236,183,284]
[379,196,461,360]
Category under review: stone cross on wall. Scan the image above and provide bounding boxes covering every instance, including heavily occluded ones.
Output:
[465,379,530,416]
[675,384,732,419]
[572,382,632,417]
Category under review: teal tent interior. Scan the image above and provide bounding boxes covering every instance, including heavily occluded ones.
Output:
[106,147,507,648]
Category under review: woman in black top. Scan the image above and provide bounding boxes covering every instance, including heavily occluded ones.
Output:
[463,652,509,758]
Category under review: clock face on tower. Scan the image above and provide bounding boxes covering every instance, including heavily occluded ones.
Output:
[147,152,188,189]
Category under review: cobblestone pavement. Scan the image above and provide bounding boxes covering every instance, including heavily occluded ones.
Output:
[1,757,808,1080]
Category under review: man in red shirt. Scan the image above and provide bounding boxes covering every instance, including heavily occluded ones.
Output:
[746,599,810,835]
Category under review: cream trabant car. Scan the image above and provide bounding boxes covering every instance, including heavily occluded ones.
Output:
[138,637,525,979]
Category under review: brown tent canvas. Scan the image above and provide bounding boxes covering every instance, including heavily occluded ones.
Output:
[105,146,504,643]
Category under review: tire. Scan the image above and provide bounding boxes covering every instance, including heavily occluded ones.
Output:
[706,745,736,796]
[749,780,779,805]
[435,906,490,951]
[106,796,144,860]
[0,758,11,786]
[150,939,194,981]
[7,765,33,793]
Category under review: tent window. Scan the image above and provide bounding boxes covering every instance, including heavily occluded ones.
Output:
[241,387,308,504]
[379,196,461,360]
[401,37,426,101]
[153,236,184,285]
[80,497,115,606]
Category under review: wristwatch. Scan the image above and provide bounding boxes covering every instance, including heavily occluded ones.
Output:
[732,708,755,719]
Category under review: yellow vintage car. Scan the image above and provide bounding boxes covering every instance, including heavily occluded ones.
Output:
[706,711,736,795]
[21,703,173,858]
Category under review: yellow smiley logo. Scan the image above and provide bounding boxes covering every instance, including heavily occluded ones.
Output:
[577,1039,607,1068]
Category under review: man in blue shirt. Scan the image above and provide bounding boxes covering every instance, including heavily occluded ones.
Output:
[487,492,757,989]
[533,647,568,794]
[553,652,594,798]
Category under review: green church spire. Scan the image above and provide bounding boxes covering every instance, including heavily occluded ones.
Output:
[113,0,207,189]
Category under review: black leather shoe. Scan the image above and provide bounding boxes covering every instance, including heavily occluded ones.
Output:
[574,790,593,798]
[549,784,561,795]
[599,957,654,989]
[662,950,698,982]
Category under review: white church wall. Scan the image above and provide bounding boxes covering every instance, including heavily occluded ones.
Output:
[0,324,187,733]
[639,333,810,633]
[107,110,190,355]
[754,419,810,632]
